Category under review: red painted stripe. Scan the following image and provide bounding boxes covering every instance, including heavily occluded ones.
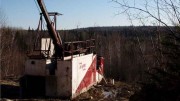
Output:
[75,56,96,93]
[97,58,104,75]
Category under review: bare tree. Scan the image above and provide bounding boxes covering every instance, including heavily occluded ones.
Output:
[111,0,180,69]
[0,7,7,79]
[112,0,180,32]
[112,0,180,100]
[0,8,7,28]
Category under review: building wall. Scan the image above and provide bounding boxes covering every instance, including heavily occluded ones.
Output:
[56,60,72,97]
[72,53,96,97]
[25,59,47,76]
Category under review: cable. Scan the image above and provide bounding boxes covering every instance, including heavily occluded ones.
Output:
[33,0,41,14]
[42,19,47,30]
[33,0,42,50]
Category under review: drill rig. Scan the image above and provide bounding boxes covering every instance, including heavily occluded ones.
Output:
[20,0,104,99]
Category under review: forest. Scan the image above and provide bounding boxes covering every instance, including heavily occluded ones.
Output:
[1,0,180,100]
[1,25,180,100]
[0,26,161,81]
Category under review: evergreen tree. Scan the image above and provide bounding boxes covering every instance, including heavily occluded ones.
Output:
[130,27,180,101]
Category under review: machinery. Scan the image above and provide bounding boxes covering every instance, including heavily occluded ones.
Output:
[20,0,104,99]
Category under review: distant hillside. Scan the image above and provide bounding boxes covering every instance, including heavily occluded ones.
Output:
[0,26,175,82]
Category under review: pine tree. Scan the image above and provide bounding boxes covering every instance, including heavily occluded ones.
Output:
[130,27,180,101]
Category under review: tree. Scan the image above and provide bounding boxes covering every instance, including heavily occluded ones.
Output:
[0,8,7,28]
[112,0,180,100]
[112,0,180,26]
[0,8,7,79]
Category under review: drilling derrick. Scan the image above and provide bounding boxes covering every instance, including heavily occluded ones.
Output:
[20,0,104,99]
[37,0,63,58]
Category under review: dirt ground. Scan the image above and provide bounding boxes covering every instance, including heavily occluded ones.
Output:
[74,80,135,101]
[0,79,135,101]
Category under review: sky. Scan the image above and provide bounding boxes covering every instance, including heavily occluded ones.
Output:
[1,0,135,30]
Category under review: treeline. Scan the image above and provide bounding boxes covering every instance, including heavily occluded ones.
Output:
[59,26,164,82]
[0,26,169,83]
[0,27,36,79]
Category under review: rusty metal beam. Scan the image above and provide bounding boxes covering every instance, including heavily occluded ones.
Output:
[37,0,63,57]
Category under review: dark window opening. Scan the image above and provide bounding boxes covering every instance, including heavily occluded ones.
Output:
[31,61,35,64]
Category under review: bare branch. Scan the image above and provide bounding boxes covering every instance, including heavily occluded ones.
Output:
[0,8,7,28]
[169,0,180,24]
[112,0,176,34]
